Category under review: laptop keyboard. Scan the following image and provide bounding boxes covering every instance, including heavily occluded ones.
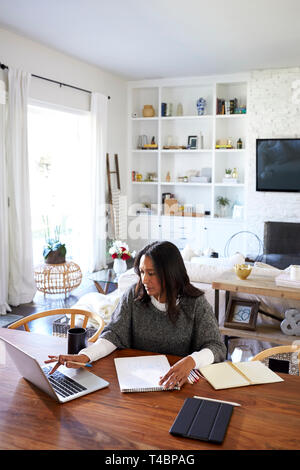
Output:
[43,366,87,398]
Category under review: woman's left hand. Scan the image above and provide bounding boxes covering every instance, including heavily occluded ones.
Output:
[159,356,195,389]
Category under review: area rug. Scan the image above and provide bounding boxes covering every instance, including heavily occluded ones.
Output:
[0,314,23,328]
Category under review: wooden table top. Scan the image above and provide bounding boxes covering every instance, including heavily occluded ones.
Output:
[0,327,299,450]
[212,270,300,301]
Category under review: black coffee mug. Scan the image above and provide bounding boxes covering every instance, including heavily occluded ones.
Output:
[67,327,87,354]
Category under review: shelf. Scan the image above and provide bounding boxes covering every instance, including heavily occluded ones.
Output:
[161,182,212,187]
[132,149,212,153]
[215,149,246,153]
[131,117,159,121]
[132,181,212,187]
[214,183,244,187]
[219,324,299,346]
[128,77,248,254]
[216,114,247,119]
[132,181,158,185]
[161,149,212,153]
[161,115,213,120]
[132,150,158,153]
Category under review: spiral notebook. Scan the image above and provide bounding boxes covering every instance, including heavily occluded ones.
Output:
[114,355,180,392]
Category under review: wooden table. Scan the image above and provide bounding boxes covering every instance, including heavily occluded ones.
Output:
[212,270,300,346]
[0,327,299,450]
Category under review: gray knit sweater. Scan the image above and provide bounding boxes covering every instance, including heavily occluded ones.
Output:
[100,284,226,362]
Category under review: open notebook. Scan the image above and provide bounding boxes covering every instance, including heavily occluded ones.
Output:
[199,360,284,390]
[114,355,180,392]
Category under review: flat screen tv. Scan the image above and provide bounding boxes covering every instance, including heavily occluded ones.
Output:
[256,138,300,192]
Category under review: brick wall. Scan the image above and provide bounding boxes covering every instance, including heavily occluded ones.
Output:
[246,67,300,244]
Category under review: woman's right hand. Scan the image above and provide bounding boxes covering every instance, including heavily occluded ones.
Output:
[44,354,90,374]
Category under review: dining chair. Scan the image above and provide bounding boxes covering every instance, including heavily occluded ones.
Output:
[7,308,105,343]
[251,344,300,375]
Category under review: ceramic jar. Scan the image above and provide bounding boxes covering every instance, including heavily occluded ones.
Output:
[196,97,206,115]
[142,105,155,117]
[113,258,127,277]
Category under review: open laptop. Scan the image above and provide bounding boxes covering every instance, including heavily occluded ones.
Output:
[1,337,109,403]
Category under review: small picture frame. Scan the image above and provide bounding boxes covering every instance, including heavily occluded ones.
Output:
[188,135,198,149]
[224,297,259,331]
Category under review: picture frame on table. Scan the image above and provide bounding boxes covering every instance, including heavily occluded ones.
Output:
[224,297,260,331]
[188,135,198,149]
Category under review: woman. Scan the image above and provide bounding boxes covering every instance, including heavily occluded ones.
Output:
[46,241,226,389]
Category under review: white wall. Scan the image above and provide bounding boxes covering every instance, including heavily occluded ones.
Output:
[0,26,127,191]
[246,67,300,242]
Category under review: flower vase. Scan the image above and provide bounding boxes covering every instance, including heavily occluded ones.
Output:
[219,205,228,218]
[113,258,127,278]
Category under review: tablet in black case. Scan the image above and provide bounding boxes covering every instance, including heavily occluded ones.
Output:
[169,398,233,444]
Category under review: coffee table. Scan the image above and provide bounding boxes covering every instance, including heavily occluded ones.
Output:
[88,268,118,295]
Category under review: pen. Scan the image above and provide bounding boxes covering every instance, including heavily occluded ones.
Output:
[188,371,197,384]
[193,395,241,407]
[47,357,92,368]
[68,361,93,368]
[190,370,199,382]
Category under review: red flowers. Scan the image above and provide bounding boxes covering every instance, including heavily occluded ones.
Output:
[108,240,136,260]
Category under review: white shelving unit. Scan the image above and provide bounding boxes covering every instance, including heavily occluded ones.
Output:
[127,75,249,253]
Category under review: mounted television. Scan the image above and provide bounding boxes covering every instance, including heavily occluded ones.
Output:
[256,138,300,192]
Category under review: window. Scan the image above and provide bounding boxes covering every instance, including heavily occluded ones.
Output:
[28,102,92,272]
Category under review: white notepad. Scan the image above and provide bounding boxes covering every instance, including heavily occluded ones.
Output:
[114,355,180,392]
[199,360,284,390]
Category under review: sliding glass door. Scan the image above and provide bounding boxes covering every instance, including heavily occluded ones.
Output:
[28,102,92,272]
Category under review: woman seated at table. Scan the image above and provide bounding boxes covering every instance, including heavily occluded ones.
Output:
[46,241,226,389]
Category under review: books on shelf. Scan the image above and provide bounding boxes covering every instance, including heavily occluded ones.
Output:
[216,97,246,115]
[114,355,180,393]
[199,360,283,390]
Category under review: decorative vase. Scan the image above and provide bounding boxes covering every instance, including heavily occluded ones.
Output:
[219,205,228,218]
[142,105,155,117]
[113,258,127,277]
[196,97,206,115]
[176,103,183,116]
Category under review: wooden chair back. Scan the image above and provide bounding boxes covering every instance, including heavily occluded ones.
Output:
[7,308,104,343]
[251,344,300,375]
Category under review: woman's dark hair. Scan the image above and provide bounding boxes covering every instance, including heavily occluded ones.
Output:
[133,241,203,322]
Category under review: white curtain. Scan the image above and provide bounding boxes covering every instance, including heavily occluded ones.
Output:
[0,83,11,314]
[88,92,108,272]
[6,68,36,306]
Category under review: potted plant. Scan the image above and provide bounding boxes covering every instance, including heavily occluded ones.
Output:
[108,240,136,277]
[43,222,67,265]
[216,196,230,218]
